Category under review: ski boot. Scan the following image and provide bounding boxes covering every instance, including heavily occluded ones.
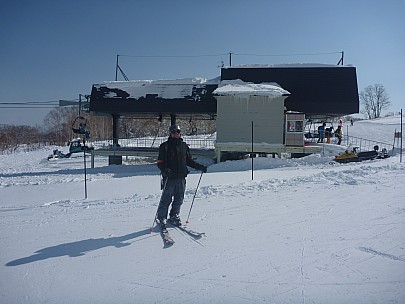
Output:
[169,214,182,227]
[157,218,167,231]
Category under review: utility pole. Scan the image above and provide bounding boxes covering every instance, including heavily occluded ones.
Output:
[251,121,254,180]
[337,51,344,65]
[114,54,129,81]
[229,51,233,66]
[78,94,82,117]
[115,54,119,81]
[399,109,402,163]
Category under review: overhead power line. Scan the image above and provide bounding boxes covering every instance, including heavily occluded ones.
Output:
[0,99,77,109]
[117,51,342,58]
[114,50,345,79]
[0,100,65,104]
[0,106,57,109]
[117,53,228,58]
[233,51,343,57]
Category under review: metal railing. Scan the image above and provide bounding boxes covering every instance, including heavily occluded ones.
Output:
[344,135,393,154]
[90,134,394,154]
[90,136,216,150]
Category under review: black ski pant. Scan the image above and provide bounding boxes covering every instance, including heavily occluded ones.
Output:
[157,178,186,220]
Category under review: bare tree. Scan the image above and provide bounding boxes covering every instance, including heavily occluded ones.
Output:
[1,110,217,153]
[0,125,42,152]
[43,107,78,144]
[360,84,391,119]
[86,114,112,140]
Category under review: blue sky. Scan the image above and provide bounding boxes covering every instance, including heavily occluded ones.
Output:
[1,0,404,126]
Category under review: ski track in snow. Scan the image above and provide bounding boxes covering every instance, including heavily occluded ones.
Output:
[1,153,403,220]
[357,247,405,262]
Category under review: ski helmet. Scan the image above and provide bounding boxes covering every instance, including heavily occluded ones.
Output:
[169,124,181,133]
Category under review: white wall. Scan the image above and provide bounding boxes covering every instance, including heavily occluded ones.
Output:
[216,95,286,144]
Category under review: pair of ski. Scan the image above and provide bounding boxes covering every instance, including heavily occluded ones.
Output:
[157,222,204,246]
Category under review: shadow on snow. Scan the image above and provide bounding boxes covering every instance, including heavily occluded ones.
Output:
[6,228,153,267]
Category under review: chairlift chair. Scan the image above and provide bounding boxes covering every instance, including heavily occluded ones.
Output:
[72,116,90,138]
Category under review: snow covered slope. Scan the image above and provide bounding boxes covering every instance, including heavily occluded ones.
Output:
[1,116,404,304]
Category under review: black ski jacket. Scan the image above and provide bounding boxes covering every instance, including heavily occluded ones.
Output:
[157,137,204,179]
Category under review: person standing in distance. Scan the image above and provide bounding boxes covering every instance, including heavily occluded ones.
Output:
[335,125,343,145]
[317,122,326,143]
[156,124,207,229]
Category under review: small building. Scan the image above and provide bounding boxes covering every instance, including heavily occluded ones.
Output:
[215,80,288,144]
[213,80,319,161]
[285,112,305,146]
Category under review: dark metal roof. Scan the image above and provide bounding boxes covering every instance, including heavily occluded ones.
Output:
[220,65,359,120]
[89,79,218,119]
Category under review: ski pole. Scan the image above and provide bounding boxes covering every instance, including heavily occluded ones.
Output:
[185,171,204,224]
[150,176,168,232]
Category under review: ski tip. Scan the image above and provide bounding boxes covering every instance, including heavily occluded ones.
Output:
[164,241,175,247]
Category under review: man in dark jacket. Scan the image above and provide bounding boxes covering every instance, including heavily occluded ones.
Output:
[317,122,326,143]
[335,125,343,145]
[156,124,207,229]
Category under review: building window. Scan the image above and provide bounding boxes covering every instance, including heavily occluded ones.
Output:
[287,120,303,133]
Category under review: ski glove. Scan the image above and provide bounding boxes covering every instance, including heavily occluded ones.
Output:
[162,168,171,178]
[200,165,207,173]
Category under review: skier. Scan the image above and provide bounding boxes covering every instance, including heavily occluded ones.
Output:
[335,125,343,145]
[156,124,207,230]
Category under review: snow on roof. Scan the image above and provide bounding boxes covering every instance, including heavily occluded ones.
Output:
[95,77,219,99]
[224,63,354,69]
[213,79,290,97]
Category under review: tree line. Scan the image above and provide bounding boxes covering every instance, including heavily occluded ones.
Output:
[0,106,216,153]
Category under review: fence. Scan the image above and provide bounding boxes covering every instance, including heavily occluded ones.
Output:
[1,133,395,157]
[90,135,216,150]
[343,135,393,154]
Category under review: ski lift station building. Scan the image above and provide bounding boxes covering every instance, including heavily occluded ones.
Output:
[89,64,359,163]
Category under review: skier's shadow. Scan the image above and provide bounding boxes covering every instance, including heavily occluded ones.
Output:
[6,229,152,267]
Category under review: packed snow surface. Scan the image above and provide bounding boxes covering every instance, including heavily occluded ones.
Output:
[1,116,404,304]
